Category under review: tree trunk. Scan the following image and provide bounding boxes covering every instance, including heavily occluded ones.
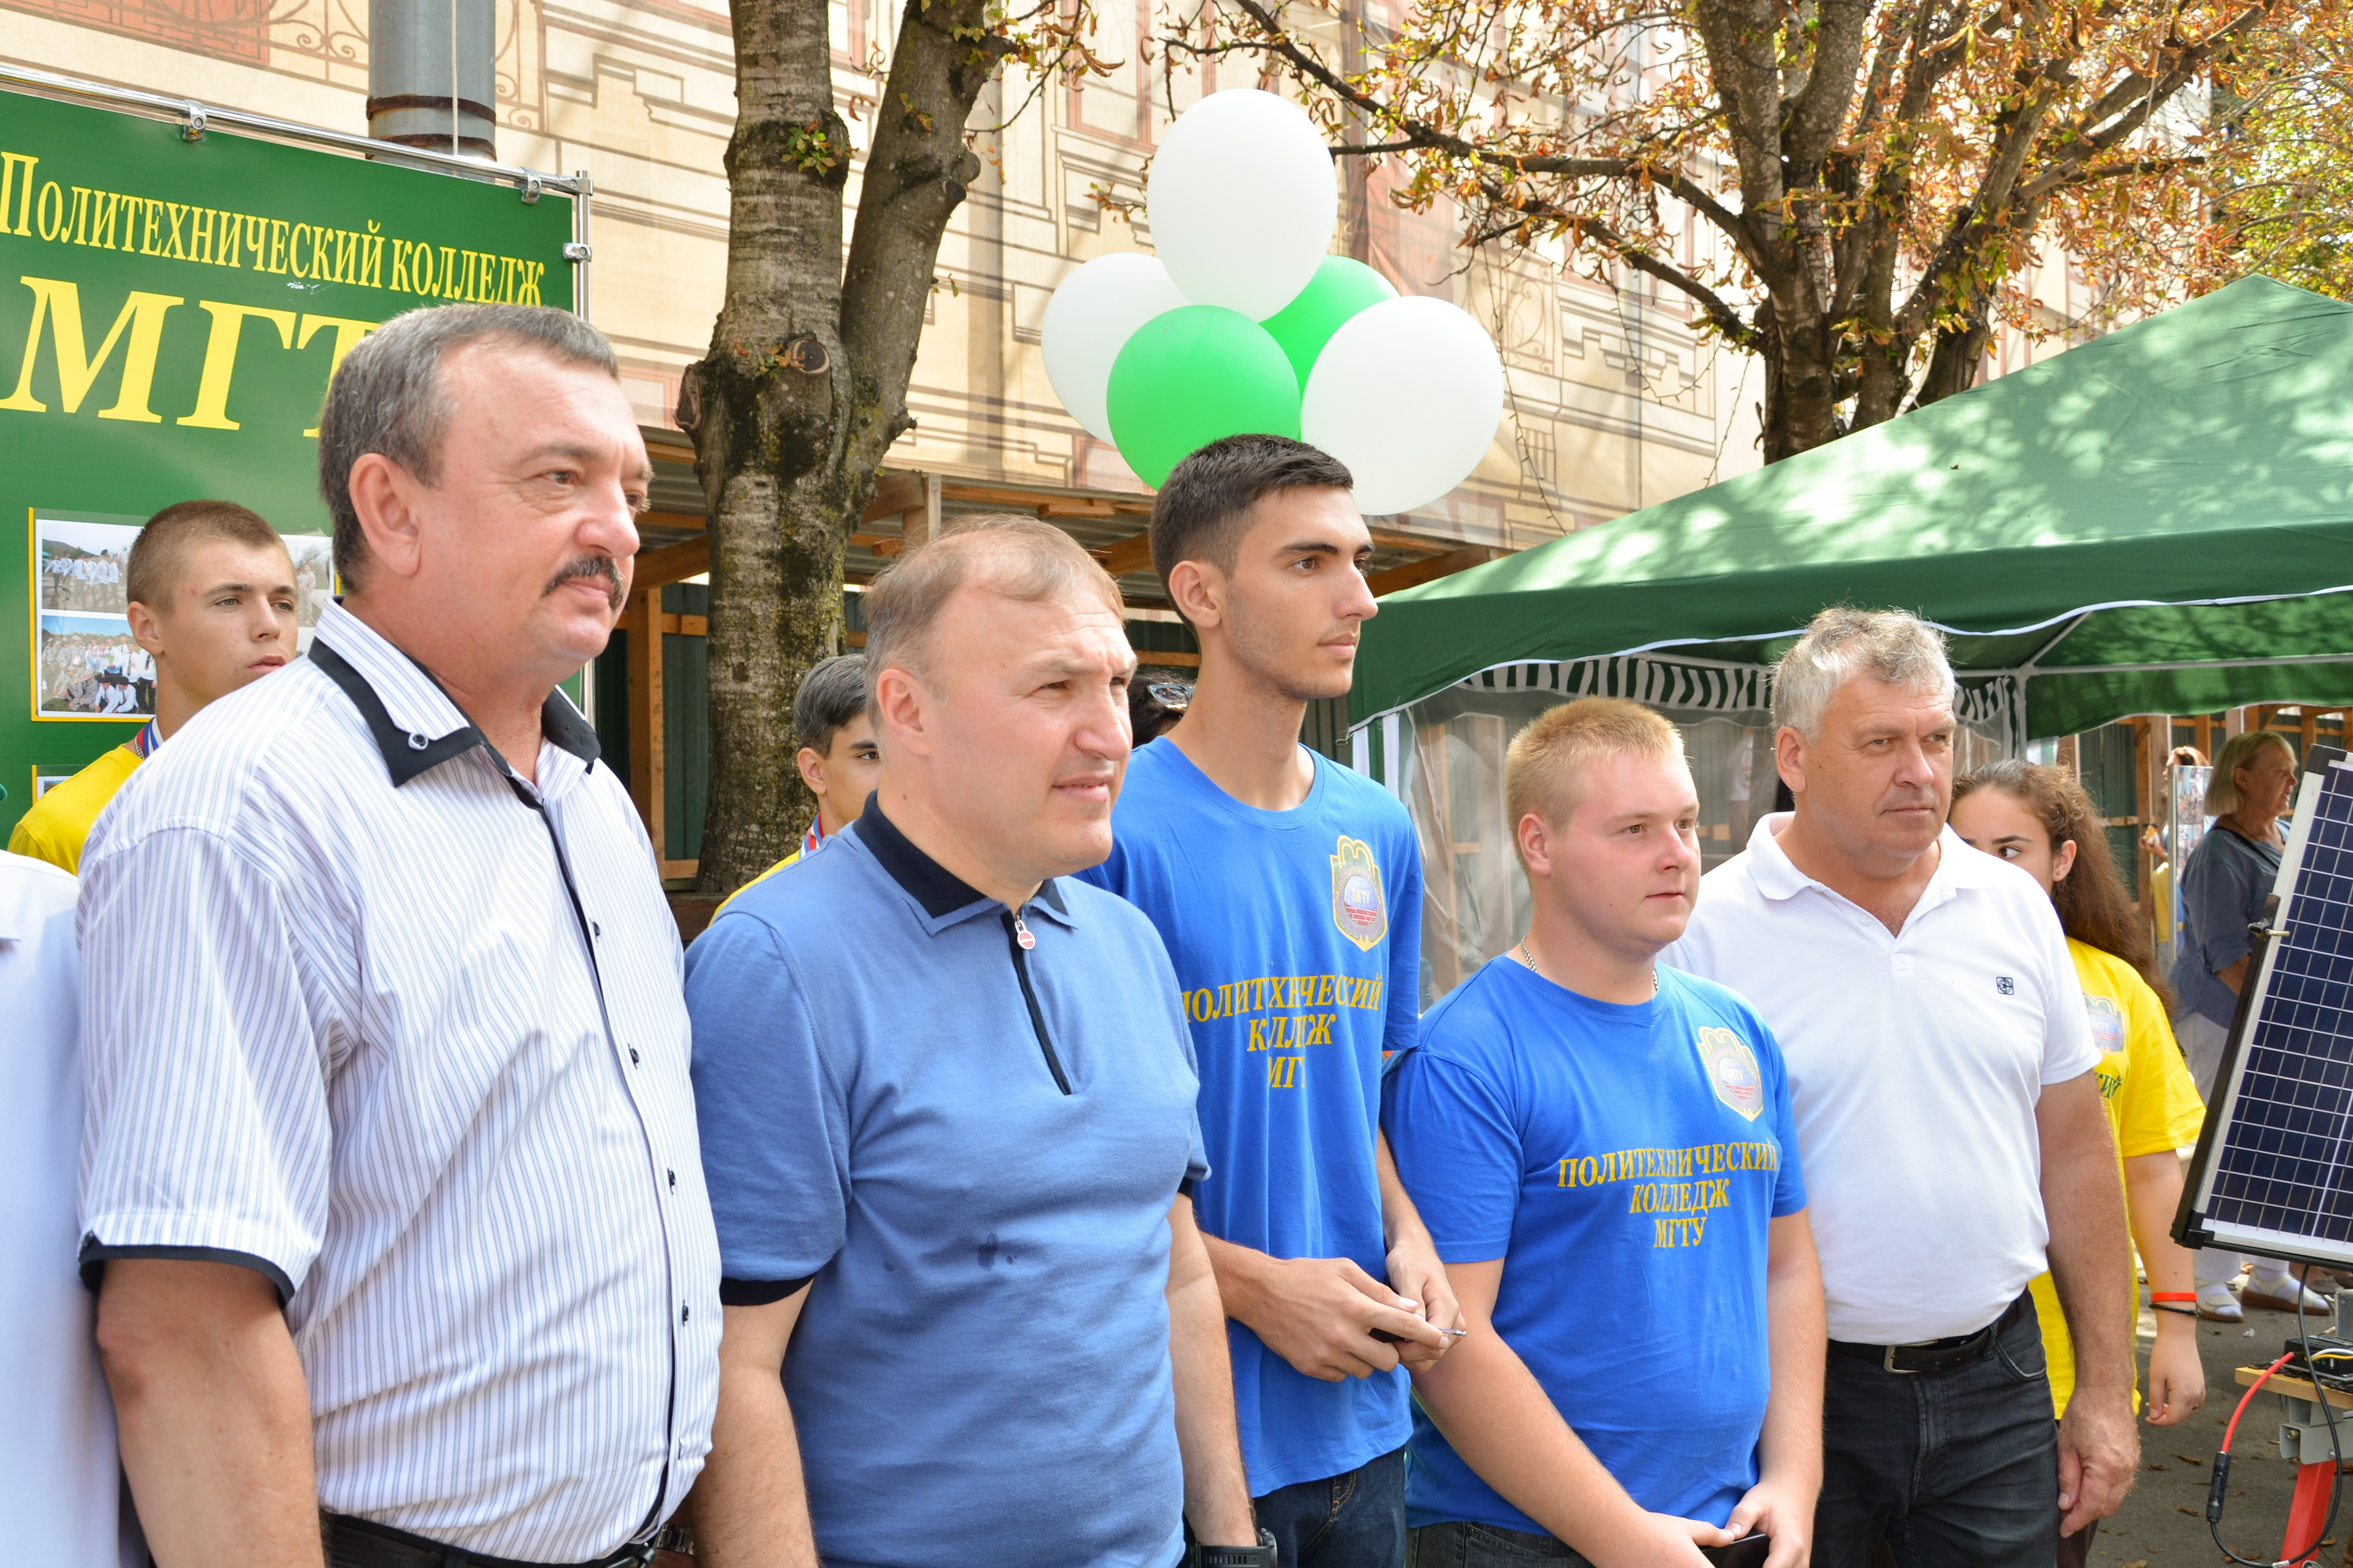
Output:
[685,0,1003,897]
[1757,294,1844,463]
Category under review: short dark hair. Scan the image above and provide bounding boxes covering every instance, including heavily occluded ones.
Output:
[127,500,286,608]
[1149,435,1354,593]
[794,654,871,756]
[316,303,619,591]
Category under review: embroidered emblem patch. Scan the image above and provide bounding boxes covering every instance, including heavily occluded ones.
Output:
[1329,834,1388,953]
[1695,1026,1765,1122]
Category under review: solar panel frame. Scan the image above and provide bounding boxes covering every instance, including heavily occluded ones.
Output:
[2178,745,2353,1272]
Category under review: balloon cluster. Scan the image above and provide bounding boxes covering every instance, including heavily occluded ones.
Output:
[1042,89,1506,516]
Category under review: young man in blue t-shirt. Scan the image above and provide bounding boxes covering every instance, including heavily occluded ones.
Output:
[1384,698,1825,1568]
[1082,435,1459,1566]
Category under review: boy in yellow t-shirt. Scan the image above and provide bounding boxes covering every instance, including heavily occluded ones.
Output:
[10,502,298,874]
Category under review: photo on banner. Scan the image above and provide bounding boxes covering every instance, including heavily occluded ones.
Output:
[29,511,334,719]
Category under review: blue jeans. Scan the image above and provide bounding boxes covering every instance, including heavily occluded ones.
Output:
[1254,1446,1408,1568]
[1406,1520,1589,1566]
[1815,1295,2061,1568]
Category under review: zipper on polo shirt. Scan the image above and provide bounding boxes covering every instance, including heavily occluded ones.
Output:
[1001,908,1073,1095]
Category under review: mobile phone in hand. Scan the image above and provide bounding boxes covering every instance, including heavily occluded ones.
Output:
[1699,1534,1769,1568]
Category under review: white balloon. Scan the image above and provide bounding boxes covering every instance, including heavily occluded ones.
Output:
[1041,254,1192,444]
[1301,296,1506,516]
[1147,89,1339,321]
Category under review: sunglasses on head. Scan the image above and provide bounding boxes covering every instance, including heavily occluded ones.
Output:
[1146,681,1192,710]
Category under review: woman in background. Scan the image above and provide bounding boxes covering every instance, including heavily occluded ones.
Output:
[1951,761,2209,1568]
[2167,729,2323,1318]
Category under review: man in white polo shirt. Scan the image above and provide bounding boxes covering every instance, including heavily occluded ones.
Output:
[1665,608,2135,1568]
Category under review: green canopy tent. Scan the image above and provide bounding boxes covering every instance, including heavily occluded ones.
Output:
[1347,276,2353,997]
[1350,274,2353,760]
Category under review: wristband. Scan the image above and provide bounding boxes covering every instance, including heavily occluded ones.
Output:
[2150,1291,2198,1303]
[1192,1529,1279,1568]
[2151,1301,2200,1317]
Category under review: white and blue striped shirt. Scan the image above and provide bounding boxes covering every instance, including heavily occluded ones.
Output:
[77,599,720,1561]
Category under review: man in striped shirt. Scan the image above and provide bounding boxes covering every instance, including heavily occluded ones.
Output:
[78,305,719,1568]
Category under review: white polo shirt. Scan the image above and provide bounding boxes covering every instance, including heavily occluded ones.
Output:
[1663,813,2097,1343]
[0,852,125,1568]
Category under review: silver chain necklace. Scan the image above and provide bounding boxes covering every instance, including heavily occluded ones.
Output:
[1514,940,1659,996]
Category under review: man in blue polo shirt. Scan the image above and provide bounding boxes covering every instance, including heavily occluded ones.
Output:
[1082,436,1457,1567]
[684,519,1260,1568]
[1385,698,1824,1568]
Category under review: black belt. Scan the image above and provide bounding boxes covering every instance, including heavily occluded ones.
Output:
[1829,1291,2032,1376]
[323,1514,657,1568]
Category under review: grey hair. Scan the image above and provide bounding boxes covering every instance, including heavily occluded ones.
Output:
[864,516,1124,708]
[316,304,619,589]
[794,654,871,757]
[2204,728,2295,816]
[1771,607,1957,738]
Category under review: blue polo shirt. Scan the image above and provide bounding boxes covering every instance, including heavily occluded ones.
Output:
[686,800,1209,1568]
[1079,739,1422,1494]
[1383,959,1805,1534]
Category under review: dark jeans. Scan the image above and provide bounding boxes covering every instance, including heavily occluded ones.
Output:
[1406,1520,1590,1566]
[1816,1295,2062,1568]
[1254,1446,1409,1568]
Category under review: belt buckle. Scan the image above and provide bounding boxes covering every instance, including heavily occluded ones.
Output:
[1884,1344,1921,1375]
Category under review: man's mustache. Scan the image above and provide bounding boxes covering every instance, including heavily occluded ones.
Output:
[545,555,625,611]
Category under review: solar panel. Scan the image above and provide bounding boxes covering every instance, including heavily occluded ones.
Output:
[2180,746,2353,1271]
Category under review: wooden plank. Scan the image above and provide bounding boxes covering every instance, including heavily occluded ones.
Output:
[1366,544,1505,598]
[625,585,665,860]
[1132,649,1201,668]
[941,478,1154,516]
[863,470,927,523]
[2304,706,2319,762]
[639,508,705,534]
[631,612,709,637]
[1369,528,1457,554]
[2237,1366,2353,1411]
[633,535,710,591]
[1101,533,1156,578]
[662,859,700,881]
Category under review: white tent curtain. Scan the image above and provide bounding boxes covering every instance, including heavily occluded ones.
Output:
[1357,656,2017,1007]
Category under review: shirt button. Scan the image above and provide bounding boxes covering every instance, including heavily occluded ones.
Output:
[667,1167,676,1190]
[628,1047,641,1065]
[591,920,603,938]
[681,1302,691,1323]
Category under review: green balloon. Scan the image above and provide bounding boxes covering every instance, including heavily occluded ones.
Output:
[1260,257,1399,390]
[1106,306,1302,489]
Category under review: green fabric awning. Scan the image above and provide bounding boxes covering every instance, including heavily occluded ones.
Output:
[1352,275,2353,740]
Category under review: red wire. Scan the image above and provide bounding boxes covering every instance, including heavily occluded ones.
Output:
[2224,1351,2299,1454]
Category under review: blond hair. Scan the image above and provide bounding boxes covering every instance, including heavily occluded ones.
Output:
[1505,698,1685,855]
[2206,728,2295,817]
[863,515,1124,704]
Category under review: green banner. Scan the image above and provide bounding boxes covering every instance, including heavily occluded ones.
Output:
[0,86,576,836]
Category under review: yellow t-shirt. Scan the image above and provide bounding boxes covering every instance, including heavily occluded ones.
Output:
[2029,938,2208,1416]
[713,847,801,917]
[7,745,142,875]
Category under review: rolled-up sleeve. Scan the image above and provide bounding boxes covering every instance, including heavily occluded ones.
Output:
[77,825,327,1298]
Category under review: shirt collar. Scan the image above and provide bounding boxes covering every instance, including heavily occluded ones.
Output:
[848,793,1072,928]
[308,599,599,789]
[1742,809,1989,904]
